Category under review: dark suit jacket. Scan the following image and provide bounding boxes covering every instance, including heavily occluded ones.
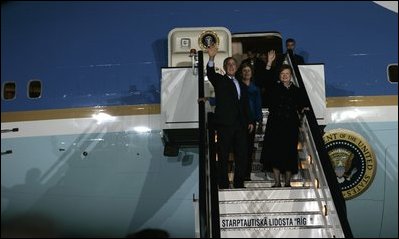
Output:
[207,64,251,128]
[291,53,305,65]
[277,52,305,67]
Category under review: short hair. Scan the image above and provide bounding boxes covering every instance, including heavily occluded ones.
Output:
[223,57,238,71]
[278,64,293,75]
[240,62,254,74]
[238,62,254,80]
[286,38,296,44]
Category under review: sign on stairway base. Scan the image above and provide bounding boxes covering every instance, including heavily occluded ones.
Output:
[220,214,324,229]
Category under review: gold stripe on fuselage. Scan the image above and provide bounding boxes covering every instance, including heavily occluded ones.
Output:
[1,104,160,123]
[1,95,397,122]
[327,95,397,107]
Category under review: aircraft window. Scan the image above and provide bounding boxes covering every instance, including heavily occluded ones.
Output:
[388,64,398,83]
[28,80,42,99]
[2,82,16,100]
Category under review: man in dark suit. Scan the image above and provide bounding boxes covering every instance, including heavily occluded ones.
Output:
[286,38,305,65]
[277,38,305,67]
[206,44,254,189]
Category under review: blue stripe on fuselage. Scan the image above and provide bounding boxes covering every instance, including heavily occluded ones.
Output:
[1,1,397,112]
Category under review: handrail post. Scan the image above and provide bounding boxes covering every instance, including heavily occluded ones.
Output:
[197,50,209,238]
[208,112,220,238]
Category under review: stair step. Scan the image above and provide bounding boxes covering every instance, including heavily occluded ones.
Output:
[219,200,320,214]
[244,180,311,188]
[219,213,326,228]
[221,227,331,238]
[219,188,316,201]
[249,170,308,180]
[250,172,274,180]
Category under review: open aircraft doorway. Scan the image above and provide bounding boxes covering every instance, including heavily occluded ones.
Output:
[232,32,283,67]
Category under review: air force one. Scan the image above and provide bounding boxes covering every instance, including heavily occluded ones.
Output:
[1,1,397,238]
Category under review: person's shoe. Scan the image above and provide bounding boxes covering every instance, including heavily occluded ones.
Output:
[284,182,292,187]
[271,183,281,188]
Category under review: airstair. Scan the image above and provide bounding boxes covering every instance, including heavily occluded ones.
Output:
[195,50,352,237]
[218,110,345,237]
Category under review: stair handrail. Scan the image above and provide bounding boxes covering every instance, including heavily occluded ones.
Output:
[287,54,336,236]
[287,54,334,236]
[286,50,353,237]
[197,50,221,238]
[299,115,343,237]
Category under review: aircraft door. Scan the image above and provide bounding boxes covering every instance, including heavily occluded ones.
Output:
[168,27,232,68]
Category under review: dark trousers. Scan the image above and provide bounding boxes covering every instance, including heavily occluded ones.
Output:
[246,129,256,178]
[217,124,248,188]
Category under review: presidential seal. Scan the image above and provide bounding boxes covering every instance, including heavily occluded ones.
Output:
[198,30,220,49]
[323,128,376,200]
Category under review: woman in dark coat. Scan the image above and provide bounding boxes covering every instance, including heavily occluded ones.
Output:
[260,51,307,187]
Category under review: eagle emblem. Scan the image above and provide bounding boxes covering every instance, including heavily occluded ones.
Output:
[328,148,357,183]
